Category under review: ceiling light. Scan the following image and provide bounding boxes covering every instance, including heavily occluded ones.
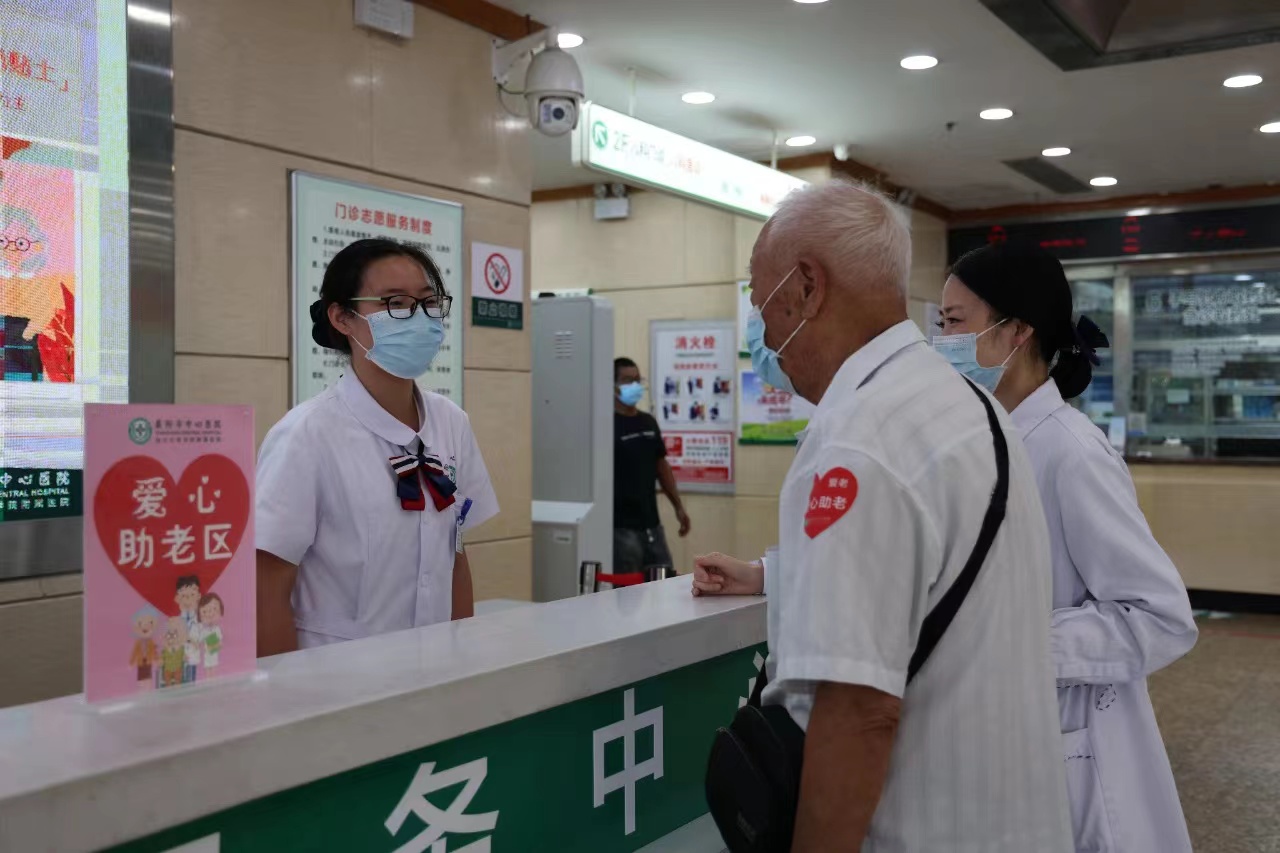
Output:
[1261,121,1280,134]
[1041,147,1071,157]
[1090,176,1118,187]
[681,91,716,105]
[557,33,584,49]
[980,107,1013,120]
[1255,281,1268,289]
[793,0,830,4]
[126,3,171,26]
[1127,208,1152,217]
[1223,74,1262,88]
[1235,274,1254,282]
[900,55,938,71]
[785,135,816,147]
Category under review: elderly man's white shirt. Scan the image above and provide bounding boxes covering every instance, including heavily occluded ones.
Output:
[763,320,1072,852]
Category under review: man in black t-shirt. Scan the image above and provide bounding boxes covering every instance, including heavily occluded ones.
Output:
[613,357,690,575]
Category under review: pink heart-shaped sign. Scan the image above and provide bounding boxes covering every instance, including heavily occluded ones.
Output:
[804,467,858,539]
[94,454,250,616]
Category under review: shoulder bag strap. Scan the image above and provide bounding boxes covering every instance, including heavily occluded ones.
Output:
[747,378,1011,706]
[906,378,1010,684]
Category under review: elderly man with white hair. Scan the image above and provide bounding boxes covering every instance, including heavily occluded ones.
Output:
[696,181,1072,852]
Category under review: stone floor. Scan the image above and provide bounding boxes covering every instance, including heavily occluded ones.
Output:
[1149,613,1280,853]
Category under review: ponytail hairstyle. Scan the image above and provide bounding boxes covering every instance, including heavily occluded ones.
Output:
[1051,314,1109,399]
[950,241,1108,399]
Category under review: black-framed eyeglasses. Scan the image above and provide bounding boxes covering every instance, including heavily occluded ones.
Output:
[349,294,452,320]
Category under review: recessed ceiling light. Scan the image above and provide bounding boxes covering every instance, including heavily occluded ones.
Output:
[1223,74,1262,88]
[1261,121,1280,134]
[1042,147,1071,157]
[793,0,829,4]
[557,33,584,49]
[785,135,817,147]
[900,55,938,71]
[980,107,1014,121]
[1127,208,1152,217]
[1235,274,1254,282]
[681,91,715,105]
[1090,176,1118,187]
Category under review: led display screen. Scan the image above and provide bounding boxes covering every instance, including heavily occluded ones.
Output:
[0,0,129,524]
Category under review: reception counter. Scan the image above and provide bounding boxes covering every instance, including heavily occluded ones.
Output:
[0,578,766,853]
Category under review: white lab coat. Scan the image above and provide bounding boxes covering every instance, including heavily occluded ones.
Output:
[1012,380,1198,853]
[256,372,499,648]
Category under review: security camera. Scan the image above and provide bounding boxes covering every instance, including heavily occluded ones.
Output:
[524,47,583,137]
[493,32,585,138]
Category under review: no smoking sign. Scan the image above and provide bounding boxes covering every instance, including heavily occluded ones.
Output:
[470,242,524,330]
[484,253,512,296]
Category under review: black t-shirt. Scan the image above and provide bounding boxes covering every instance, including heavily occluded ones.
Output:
[614,411,666,530]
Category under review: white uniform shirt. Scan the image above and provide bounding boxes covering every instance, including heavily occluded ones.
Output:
[256,371,498,649]
[763,320,1072,853]
[1013,380,1196,853]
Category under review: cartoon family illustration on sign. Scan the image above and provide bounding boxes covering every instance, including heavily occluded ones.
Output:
[127,576,225,691]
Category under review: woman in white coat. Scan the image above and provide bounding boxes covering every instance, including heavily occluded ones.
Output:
[255,239,498,655]
[935,242,1198,853]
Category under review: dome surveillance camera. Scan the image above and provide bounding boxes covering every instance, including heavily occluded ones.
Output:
[524,47,584,137]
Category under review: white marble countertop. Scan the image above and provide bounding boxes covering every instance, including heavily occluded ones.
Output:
[0,577,765,853]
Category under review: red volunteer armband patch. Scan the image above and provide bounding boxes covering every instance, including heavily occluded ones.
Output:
[805,467,858,538]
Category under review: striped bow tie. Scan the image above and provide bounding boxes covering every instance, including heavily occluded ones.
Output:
[389,450,457,512]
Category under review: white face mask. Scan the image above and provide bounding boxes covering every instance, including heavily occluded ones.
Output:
[932,319,1018,393]
[747,266,803,393]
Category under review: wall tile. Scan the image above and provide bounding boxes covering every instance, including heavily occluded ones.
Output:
[174,0,372,166]
[734,217,764,279]
[466,537,532,602]
[0,578,43,606]
[38,573,83,597]
[735,444,795,499]
[734,496,781,565]
[604,284,737,377]
[461,203,532,372]
[0,596,82,708]
[175,131,291,358]
[683,202,737,286]
[370,13,531,205]
[656,493,737,572]
[462,370,532,544]
[175,356,289,448]
[1133,466,1280,594]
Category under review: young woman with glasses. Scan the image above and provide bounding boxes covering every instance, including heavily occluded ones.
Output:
[255,238,498,655]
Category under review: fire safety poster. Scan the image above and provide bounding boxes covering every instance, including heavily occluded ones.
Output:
[649,320,736,493]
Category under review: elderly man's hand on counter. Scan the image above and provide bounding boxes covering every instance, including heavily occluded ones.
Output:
[691,551,764,596]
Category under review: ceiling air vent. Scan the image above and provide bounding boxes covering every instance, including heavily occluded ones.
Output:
[1002,157,1092,194]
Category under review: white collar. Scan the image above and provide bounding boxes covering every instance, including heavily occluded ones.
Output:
[812,319,925,421]
[1011,379,1065,436]
[336,371,430,451]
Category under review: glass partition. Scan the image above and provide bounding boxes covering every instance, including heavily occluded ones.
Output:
[1067,275,1117,430]
[1127,266,1280,461]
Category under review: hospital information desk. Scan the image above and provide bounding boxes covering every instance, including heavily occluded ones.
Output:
[0,578,765,853]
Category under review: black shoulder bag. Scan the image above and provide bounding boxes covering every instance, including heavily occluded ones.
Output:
[704,379,1011,853]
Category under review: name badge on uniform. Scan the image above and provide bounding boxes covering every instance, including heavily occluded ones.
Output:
[455,498,473,554]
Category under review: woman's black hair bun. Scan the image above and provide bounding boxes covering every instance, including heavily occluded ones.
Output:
[1074,315,1109,363]
[310,298,349,352]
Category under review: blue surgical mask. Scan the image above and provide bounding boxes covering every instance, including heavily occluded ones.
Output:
[618,382,645,406]
[932,320,1017,393]
[747,266,803,393]
[354,310,446,379]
